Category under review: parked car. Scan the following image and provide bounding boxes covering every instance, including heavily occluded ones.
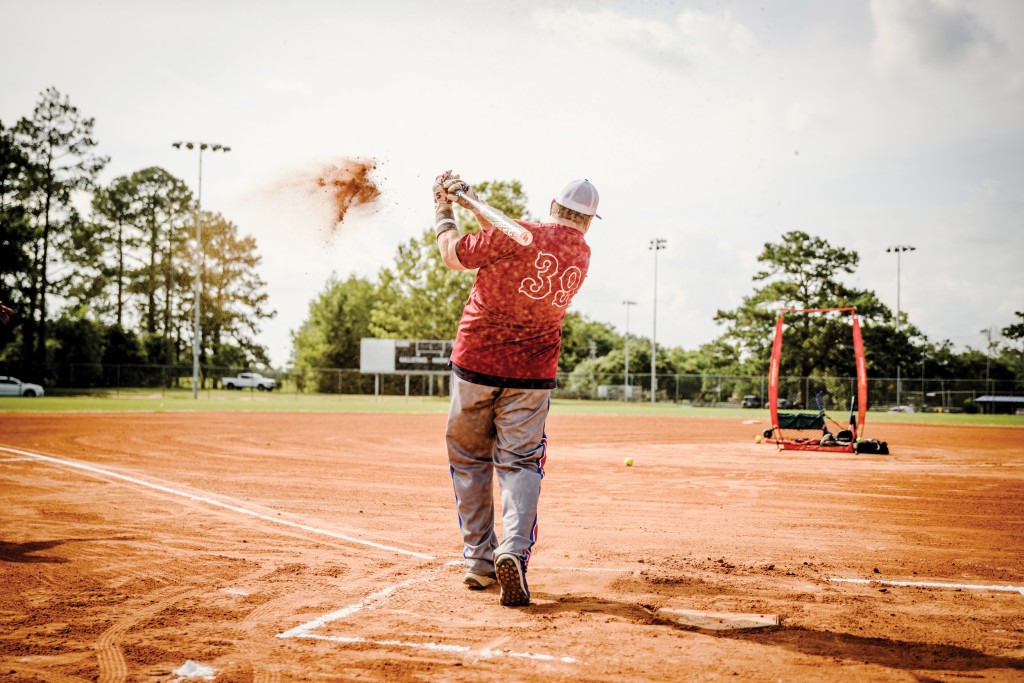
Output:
[778,398,797,409]
[740,395,762,408]
[888,404,915,413]
[221,372,276,391]
[0,376,44,397]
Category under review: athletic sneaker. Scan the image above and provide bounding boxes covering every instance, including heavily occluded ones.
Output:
[495,554,530,607]
[463,572,496,590]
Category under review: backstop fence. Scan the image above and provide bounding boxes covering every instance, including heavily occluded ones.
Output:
[1,362,1020,413]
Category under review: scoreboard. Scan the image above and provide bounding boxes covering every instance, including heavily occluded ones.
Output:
[360,339,453,375]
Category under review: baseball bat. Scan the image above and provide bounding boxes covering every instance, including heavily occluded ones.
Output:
[454,190,533,246]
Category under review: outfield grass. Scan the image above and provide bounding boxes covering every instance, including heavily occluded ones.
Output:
[1,389,1022,427]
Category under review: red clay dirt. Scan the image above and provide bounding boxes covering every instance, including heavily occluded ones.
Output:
[0,412,1022,681]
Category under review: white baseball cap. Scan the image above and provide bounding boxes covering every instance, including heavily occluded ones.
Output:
[555,179,601,219]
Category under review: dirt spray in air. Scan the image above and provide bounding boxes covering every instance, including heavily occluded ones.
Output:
[256,157,382,243]
[311,158,380,230]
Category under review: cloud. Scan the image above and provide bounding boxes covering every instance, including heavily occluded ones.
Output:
[531,7,757,70]
[871,0,1001,75]
[785,101,827,133]
[675,9,758,61]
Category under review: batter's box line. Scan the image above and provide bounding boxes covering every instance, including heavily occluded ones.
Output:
[275,561,578,664]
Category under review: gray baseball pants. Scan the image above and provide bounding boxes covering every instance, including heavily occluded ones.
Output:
[446,372,549,577]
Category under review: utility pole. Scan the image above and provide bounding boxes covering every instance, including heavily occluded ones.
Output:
[623,300,636,400]
[649,238,667,403]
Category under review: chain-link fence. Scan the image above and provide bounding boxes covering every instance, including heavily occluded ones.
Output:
[1,362,1020,412]
[556,370,1021,413]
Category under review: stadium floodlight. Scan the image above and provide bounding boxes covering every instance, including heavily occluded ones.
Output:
[886,244,915,406]
[173,140,231,399]
[885,245,916,329]
[649,238,667,403]
[622,300,636,400]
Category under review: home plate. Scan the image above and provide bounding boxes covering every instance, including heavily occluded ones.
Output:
[658,608,780,630]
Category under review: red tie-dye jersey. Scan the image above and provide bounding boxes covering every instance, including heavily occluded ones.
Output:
[450,221,591,383]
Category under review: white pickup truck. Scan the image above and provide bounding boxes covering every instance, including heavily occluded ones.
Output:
[221,372,276,391]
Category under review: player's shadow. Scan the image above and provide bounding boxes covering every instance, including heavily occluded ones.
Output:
[532,594,1024,674]
[725,625,1024,674]
[0,537,130,564]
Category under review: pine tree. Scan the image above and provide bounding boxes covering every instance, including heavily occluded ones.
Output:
[13,87,108,362]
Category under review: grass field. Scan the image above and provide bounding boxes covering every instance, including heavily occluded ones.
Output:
[1,389,1022,426]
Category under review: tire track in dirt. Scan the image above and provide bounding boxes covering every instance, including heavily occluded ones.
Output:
[4,665,92,683]
[221,565,308,683]
[95,586,195,683]
[236,594,289,683]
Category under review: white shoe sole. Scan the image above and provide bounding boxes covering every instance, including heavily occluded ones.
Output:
[463,573,495,590]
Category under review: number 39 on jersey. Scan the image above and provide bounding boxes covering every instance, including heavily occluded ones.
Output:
[518,252,584,308]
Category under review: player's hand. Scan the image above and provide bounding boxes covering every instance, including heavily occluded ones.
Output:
[443,174,476,209]
[433,170,453,211]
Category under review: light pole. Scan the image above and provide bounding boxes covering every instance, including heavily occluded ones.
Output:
[173,141,231,399]
[886,244,915,406]
[649,238,667,403]
[623,300,636,400]
[983,327,995,394]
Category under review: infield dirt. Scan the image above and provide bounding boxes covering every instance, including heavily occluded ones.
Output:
[1,412,1021,681]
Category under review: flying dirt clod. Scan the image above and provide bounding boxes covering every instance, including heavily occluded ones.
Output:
[313,158,380,227]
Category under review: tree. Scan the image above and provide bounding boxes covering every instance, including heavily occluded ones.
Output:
[0,121,35,360]
[14,87,108,362]
[89,175,137,327]
[179,211,274,367]
[1002,311,1024,345]
[86,168,192,366]
[558,312,620,372]
[369,227,474,340]
[291,275,377,391]
[999,311,1024,383]
[50,308,106,388]
[102,324,148,387]
[126,168,192,339]
[715,231,895,380]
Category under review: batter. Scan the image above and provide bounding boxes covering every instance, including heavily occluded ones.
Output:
[432,170,599,607]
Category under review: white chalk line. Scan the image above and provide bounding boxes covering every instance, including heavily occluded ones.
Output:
[277,561,578,664]
[829,577,1024,596]
[0,445,433,560]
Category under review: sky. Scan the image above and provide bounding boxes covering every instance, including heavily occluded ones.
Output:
[2,0,1022,367]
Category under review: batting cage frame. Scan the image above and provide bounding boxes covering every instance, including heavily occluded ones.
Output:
[764,307,870,453]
